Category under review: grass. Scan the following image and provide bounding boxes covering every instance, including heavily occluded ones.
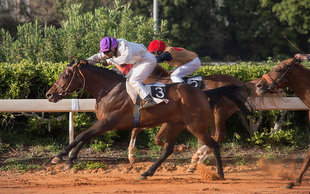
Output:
[73,161,106,170]
[0,159,42,173]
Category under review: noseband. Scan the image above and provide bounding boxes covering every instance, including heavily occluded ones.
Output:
[262,62,293,91]
[54,64,86,96]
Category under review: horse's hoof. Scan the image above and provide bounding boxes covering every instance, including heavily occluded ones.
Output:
[137,176,147,180]
[65,163,73,170]
[51,157,61,164]
[174,144,188,152]
[129,158,135,166]
[285,182,294,189]
[186,166,195,173]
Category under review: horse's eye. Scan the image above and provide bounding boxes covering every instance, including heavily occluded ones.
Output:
[276,68,283,73]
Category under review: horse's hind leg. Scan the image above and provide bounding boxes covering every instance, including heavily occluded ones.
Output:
[128,128,144,165]
[186,119,224,179]
[154,123,187,152]
[139,122,183,180]
[187,113,227,172]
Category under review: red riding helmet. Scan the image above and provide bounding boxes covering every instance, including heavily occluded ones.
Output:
[148,40,166,53]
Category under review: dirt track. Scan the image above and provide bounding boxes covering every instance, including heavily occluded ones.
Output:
[0,157,309,194]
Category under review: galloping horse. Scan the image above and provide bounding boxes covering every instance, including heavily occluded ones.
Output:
[256,58,310,188]
[127,64,251,169]
[46,60,245,180]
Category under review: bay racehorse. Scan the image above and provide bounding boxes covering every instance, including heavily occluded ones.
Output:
[46,59,246,180]
[256,58,310,188]
[127,64,253,170]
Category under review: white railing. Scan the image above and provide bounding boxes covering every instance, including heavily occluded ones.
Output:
[0,97,308,143]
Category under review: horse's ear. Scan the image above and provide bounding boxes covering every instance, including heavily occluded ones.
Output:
[78,59,88,65]
[292,56,301,64]
[67,59,75,67]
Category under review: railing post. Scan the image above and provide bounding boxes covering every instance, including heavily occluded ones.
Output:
[69,111,74,144]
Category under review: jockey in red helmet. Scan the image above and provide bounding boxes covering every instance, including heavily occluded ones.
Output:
[87,37,157,109]
[148,40,201,83]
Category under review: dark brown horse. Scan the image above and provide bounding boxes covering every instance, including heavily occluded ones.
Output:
[127,65,251,169]
[46,60,246,180]
[256,58,310,188]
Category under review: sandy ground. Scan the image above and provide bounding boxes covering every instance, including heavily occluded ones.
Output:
[0,157,309,194]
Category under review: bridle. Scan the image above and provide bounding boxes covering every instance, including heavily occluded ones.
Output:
[262,61,294,91]
[54,62,86,96]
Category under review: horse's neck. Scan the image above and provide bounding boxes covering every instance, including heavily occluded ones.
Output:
[245,80,258,97]
[81,66,125,99]
[288,66,310,106]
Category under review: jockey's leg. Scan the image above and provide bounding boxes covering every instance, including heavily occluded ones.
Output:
[170,57,201,83]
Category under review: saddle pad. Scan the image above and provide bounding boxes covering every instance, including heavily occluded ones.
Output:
[184,75,202,88]
[126,81,169,104]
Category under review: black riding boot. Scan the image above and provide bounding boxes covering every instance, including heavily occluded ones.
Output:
[140,94,157,110]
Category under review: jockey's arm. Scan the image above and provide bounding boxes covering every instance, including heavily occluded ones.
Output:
[87,52,109,65]
[156,52,172,63]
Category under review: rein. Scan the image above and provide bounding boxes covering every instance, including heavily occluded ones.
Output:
[54,64,86,96]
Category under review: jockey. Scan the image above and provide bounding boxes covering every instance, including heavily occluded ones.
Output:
[87,37,157,109]
[148,40,201,83]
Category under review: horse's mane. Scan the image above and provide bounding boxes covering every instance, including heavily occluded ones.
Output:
[80,63,126,81]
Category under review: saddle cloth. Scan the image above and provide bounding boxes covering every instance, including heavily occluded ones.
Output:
[126,81,169,104]
[184,75,202,88]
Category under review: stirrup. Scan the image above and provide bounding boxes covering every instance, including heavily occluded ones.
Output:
[139,95,157,110]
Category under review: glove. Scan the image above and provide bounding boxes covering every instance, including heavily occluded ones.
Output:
[101,59,109,66]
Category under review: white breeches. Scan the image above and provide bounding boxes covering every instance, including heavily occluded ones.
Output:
[127,52,157,99]
[171,57,201,83]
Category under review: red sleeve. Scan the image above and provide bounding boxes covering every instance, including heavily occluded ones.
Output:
[172,47,184,51]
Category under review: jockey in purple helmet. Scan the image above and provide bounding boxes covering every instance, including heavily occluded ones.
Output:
[87,37,157,109]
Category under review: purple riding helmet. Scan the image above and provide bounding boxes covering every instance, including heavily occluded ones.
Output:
[99,36,118,53]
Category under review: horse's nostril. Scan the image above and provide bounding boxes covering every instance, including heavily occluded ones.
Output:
[46,93,52,99]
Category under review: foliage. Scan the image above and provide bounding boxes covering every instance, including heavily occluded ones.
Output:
[260,0,310,35]
[73,161,106,170]
[0,160,41,173]
[90,130,118,152]
[0,2,168,63]
[247,128,300,147]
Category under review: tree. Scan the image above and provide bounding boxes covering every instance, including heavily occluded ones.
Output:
[129,0,217,55]
[260,0,310,35]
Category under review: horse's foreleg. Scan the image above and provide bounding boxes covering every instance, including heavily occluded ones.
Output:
[295,148,310,186]
[128,128,144,165]
[66,141,84,169]
[52,119,115,165]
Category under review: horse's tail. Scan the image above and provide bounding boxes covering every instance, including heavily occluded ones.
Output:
[204,85,252,118]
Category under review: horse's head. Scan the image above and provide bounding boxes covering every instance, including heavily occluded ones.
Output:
[46,59,86,102]
[255,58,300,96]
